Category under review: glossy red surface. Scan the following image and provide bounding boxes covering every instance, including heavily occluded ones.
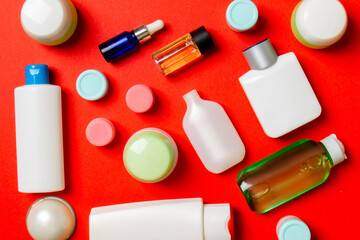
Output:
[1,0,359,239]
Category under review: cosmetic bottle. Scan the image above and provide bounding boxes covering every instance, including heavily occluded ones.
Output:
[152,26,215,76]
[236,134,346,213]
[239,39,321,138]
[21,0,78,46]
[89,198,232,240]
[183,90,245,174]
[99,20,164,62]
[291,0,348,49]
[15,65,64,193]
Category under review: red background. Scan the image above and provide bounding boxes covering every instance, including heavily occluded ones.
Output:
[1,0,359,239]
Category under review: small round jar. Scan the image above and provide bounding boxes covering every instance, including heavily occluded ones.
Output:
[126,84,155,113]
[291,0,347,49]
[26,196,76,240]
[276,216,311,240]
[226,0,258,32]
[21,0,78,46]
[123,128,178,183]
[86,118,116,146]
[76,70,108,101]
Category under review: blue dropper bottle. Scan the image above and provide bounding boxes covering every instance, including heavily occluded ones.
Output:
[99,20,164,62]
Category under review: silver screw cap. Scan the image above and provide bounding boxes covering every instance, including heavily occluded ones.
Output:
[243,39,278,70]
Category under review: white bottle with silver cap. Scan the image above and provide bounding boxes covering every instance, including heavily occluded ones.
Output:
[239,39,322,138]
[89,198,232,240]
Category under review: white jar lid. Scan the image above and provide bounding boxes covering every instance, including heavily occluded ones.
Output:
[21,0,77,45]
[295,0,347,47]
[26,196,76,240]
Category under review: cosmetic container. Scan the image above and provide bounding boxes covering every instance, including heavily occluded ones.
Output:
[76,70,108,101]
[21,0,78,45]
[291,0,348,49]
[183,90,245,173]
[226,0,258,32]
[276,216,311,240]
[15,65,64,193]
[89,198,232,240]
[236,134,346,213]
[126,84,155,113]
[239,39,321,138]
[99,20,164,62]
[86,118,116,147]
[123,128,178,183]
[152,26,215,75]
[26,196,76,240]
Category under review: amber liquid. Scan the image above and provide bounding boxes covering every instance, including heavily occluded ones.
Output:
[152,34,202,76]
[237,141,332,213]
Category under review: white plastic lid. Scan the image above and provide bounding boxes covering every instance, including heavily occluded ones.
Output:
[26,196,76,240]
[21,0,77,45]
[295,0,347,47]
[204,204,231,240]
[320,134,347,166]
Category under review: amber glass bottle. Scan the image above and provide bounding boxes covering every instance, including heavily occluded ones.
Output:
[152,26,214,76]
[236,134,346,213]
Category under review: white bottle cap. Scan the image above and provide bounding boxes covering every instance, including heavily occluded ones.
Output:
[204,204,232,240]
[146,20,165,35]
[320,134,347,166]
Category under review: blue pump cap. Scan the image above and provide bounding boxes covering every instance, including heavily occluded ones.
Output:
[25,64,49,85]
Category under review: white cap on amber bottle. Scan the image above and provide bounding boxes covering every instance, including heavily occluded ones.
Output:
[320,134,347,166]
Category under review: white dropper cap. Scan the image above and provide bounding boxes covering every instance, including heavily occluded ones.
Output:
[204,204,232,240]
[320,134,347,166]
[146,20,164,35]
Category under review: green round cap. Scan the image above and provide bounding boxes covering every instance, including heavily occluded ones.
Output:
[76,69,108,101]
[226,0,258,32]
[123,128,178,183]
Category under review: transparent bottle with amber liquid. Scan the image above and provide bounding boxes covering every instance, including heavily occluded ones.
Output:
[236,134,346,213]
[152,26,214,76]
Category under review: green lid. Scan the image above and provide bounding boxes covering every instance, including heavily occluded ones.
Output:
[123,128,178,183]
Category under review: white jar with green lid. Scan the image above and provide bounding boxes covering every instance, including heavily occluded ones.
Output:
[291,0,348,49]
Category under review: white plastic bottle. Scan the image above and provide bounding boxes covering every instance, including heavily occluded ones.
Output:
[15,64,64,193]
[183,90,245,173]
[89,198,232,240]
[239,39,321,138]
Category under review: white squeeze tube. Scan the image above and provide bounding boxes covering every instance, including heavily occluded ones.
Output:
[15,64,64,193]
[89,198,232,240]
[182,90,246,173]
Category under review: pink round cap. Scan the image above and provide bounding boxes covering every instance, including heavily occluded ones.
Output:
[126,84,154,113]
[86,118,115,146]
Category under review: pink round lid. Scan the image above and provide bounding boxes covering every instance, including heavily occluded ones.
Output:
[86,118,115,146]
[126,84,154,113]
